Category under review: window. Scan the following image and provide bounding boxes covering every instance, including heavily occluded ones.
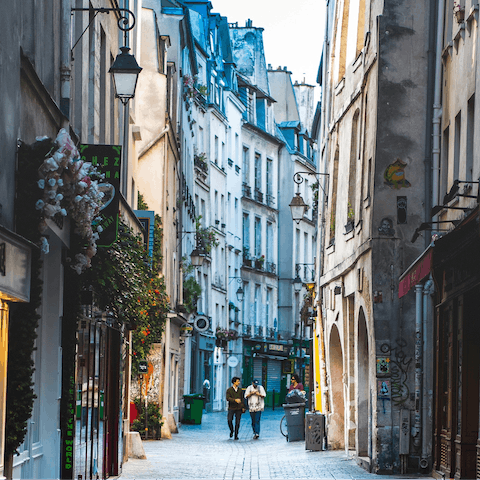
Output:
[243,147,250,184]
[266,288,271,329]
[266,222,273,263]
[255,153,262,191]
[254,285,260,328]
[296,228,301,264]
[329,147,340,243]
[266,158,273,197]
[254,217,261,257]
[348,110,360,224]
[215,136,219,164]
[454,111,461,182]
[235,198,238,231]
[222,142,225,168]
[466,95,475,181]
[243,213,250,251]
[440,127,449,201]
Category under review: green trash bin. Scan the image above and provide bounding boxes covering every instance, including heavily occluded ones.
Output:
[183,394,205,424]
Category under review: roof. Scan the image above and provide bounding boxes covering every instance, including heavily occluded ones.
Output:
[278,120,301,130]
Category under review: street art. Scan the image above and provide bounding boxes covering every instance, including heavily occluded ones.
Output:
[384,159,411,189]
[378,379,390,397]
[376,357,390,376]
[380,340,412,407]
[378,218,395,236]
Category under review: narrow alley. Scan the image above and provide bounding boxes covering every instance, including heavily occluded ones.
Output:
[119,410,434,480]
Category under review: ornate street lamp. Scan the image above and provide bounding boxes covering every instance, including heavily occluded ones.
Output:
[235,286,245,303]
[109,46,142,105]
[292,275,303,293]
[190,246,206,267]
[289,192,308,224]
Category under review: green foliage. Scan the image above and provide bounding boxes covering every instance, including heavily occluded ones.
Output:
[5,140,53,455]
[183,276,202,313]
[347,202,354,221]
[84,220,169,374]
[131,398,163,438]
[137,192,149,211]
[195,216,219,253]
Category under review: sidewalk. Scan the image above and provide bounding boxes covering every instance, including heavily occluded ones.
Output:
[118,409,435,480]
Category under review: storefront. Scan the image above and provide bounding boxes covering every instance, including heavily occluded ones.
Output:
[190,333,215,411]
[0,228,32,480]
[242,341,290,406]
[430,210,480,479]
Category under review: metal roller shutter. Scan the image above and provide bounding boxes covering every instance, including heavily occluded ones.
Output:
[267,359,281,391]
[253,358,262,382]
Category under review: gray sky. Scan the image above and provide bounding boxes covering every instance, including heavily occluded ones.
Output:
[211,0,325,90]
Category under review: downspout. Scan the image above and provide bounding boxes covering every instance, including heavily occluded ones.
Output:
[60,0,72,121]
[421,278,434,469]
[432,0,445,209]
[413,284,423,451]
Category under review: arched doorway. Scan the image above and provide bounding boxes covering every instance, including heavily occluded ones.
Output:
[328,323,345,449]
[357,307,370,457]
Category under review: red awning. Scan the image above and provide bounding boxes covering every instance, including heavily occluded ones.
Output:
[398,248,433,298]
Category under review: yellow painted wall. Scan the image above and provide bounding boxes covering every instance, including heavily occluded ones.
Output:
[0,300,9,478]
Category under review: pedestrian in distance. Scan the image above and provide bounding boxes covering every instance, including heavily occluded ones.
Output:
[245,379,266,439]
[226,376,244,440]
[289,373,304,391]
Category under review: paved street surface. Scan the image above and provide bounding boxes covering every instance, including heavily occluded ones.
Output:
[118,409,434,480]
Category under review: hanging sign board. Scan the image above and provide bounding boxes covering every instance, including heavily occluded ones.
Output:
[79,144,122,247]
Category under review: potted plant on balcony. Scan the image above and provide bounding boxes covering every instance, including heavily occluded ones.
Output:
[255,255,265,270]
[453,1,465,22]
[345,202,355,234]
[243,246,252,267]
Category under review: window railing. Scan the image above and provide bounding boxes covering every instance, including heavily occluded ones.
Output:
[242,183,251,198]
[254,189,263,203]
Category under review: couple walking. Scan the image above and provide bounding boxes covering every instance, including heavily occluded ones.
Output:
[226,377,266,440]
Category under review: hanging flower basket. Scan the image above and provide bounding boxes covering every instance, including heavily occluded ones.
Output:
[453,2,465,22]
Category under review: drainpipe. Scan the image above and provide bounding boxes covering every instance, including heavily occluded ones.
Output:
[432,0,446,208]
[413,284,423,451]
[60,0,72,121]
[421,278,434,469]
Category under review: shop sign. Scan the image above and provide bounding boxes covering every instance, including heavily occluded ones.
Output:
[198,335,215,351]
[398,249,432,298]
[139,361,148,374]
[61,374,75,479]
[0,228,31,302]
[79,144,122,247]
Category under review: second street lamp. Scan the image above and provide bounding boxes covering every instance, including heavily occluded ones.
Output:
[289,192,308,224]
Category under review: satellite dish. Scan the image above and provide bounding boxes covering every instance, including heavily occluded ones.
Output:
[193,315,209,333]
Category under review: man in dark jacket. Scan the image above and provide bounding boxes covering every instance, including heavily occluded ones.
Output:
[226,376,244,439]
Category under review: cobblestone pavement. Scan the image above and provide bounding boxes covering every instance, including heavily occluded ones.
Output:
[118,409,434,480]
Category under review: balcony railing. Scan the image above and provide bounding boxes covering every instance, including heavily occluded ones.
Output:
[242,183,251,198]
[194,154,208,174]
[254,189,263,203]
[266,194,275,207]
[265,262,276,275]
[243,324,251,337]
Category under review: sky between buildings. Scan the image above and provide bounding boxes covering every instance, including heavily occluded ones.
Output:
[211,0,326,100]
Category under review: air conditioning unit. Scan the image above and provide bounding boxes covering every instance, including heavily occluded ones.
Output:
[305,412,326,451]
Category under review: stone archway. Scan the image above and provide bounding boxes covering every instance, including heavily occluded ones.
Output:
[328,323,345,449]
[357,307,370,457]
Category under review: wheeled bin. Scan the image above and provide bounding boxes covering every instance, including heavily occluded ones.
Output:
[283,402,306,441]
[183,394,205,424]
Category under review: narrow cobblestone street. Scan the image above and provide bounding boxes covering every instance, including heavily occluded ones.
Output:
[118,410,434,480]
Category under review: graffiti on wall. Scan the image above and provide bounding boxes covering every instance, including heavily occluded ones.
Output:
[384,159,411,189]
[376,357,390,376]
[380,340,412,407]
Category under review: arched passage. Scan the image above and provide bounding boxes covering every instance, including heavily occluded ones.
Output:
[328,323,345,449]
[357,307,370,457]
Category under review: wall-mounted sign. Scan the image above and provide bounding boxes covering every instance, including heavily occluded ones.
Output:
[193,315,209,333]
[227,356,239,368]
[138,361,148,374]
[180,323,193,337]
[79,144,122,247]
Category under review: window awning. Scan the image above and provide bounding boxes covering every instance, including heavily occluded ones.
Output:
[398,247,433,298]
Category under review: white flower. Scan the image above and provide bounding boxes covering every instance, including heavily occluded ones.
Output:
[92,233,100,241]
[37,179,45,189]
[48,178,56,187]
[60,208,67,216]
[55,193,63,201]
[48,190,57,199]
[57,179,64,187]
[35,136,49,142]
[97,226,103,233]
[40,237,50,254]
[43,157,59,172]
[35,199,45,210]
[75,195,83,203]
[78,181,87,189]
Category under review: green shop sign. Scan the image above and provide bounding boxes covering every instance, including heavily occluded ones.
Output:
[79,144,121,247]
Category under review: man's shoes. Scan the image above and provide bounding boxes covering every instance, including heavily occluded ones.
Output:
[234,436,239,440]
[253,433,259,439]
[230,431,234,438]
